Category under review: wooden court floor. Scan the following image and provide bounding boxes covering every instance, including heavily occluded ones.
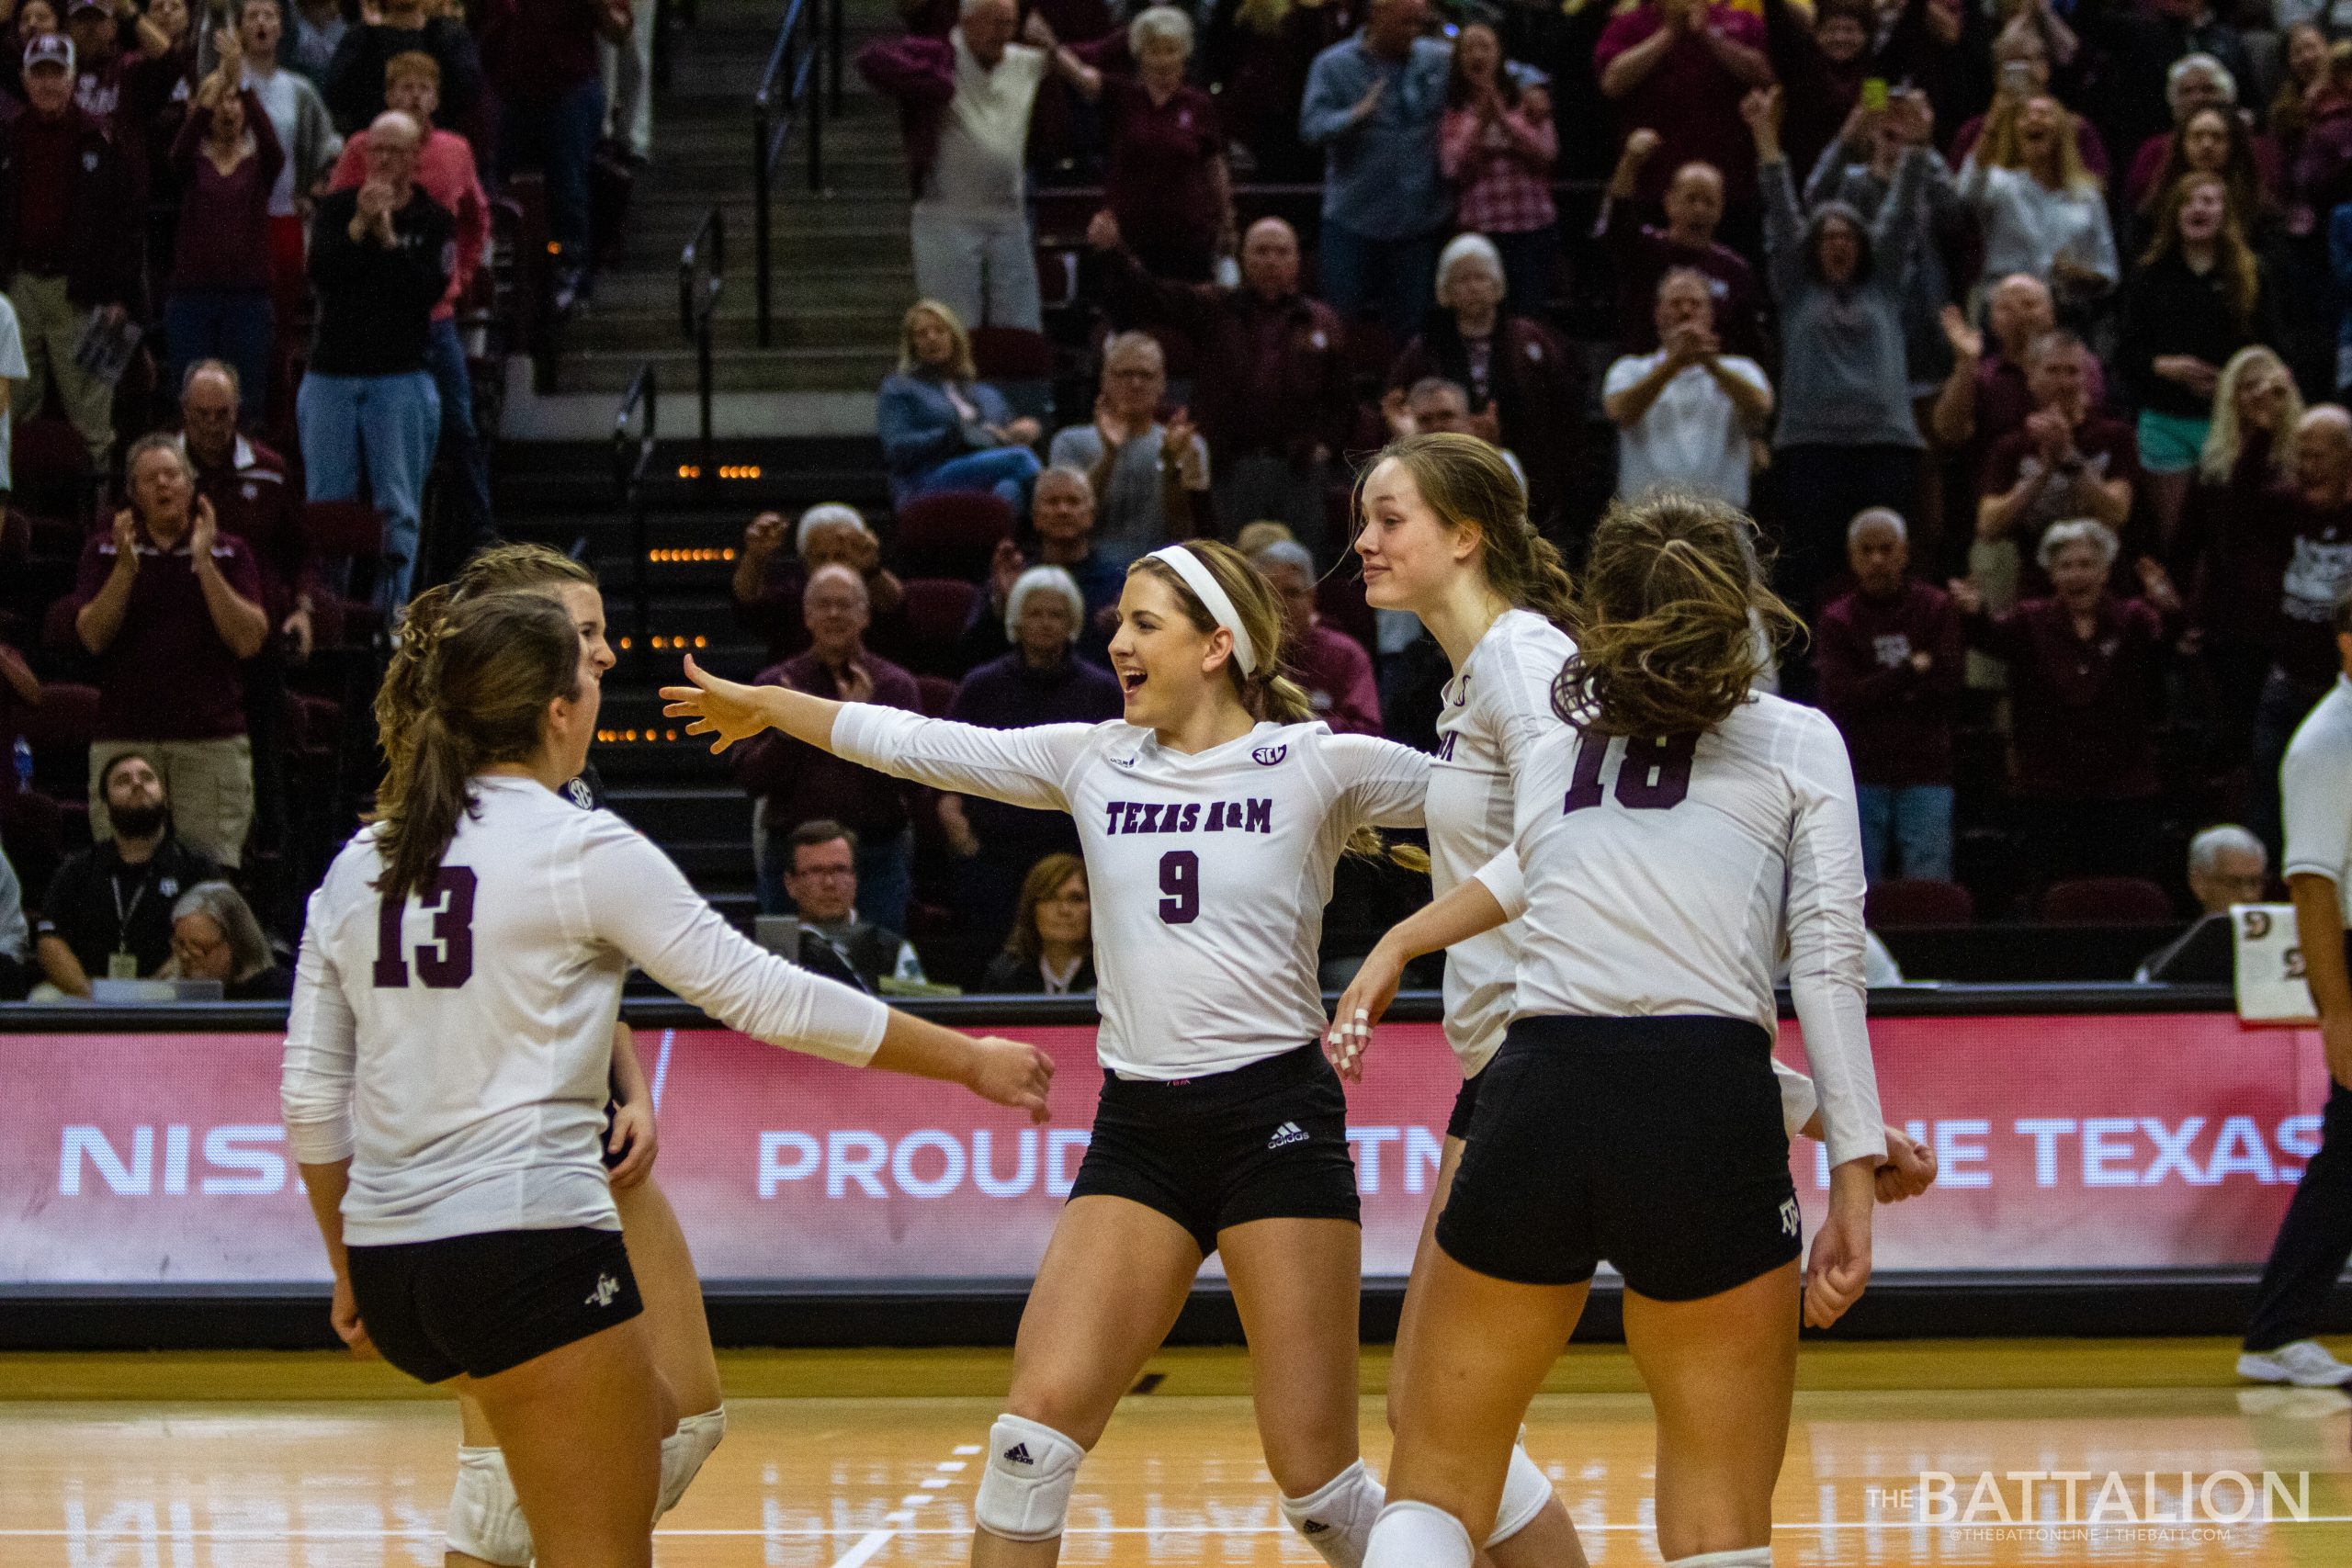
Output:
[6,1339,2352,1565]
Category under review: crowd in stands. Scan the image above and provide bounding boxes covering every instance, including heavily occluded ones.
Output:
[827,0,2352,983]
[0,0,662,998]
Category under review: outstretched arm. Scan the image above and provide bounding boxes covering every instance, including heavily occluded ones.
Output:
[1325,868,1514,1079]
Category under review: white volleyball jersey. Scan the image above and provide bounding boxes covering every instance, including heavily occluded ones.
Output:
[2282,673,2352,923]
[282,775,889,1246]
[1476,694,1881,1168]
[1431,612,1820,1134]
[834,706,1428,1077]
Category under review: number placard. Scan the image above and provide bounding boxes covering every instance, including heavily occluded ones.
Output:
[2233,903,2315,1025]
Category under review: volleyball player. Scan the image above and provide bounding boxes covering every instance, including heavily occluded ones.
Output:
[375,544,731,1566]
[662,540,1425,1568]
[2239,588,2352,1386]
[1331,493,1885,1568]
[1343,435,1937,1567]
[282,591,1054,1568]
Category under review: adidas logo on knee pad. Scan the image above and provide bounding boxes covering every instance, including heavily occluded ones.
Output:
[1003,1441,1034,1464]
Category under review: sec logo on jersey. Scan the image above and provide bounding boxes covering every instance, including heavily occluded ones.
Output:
[1251,746,1287,767]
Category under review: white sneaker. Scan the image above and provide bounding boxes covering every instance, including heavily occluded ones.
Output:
[2237,1340,2352,1387]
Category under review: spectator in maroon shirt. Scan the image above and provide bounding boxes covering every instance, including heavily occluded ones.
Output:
[1041,6,1233,283]
[1601,130,1763,358]
[1386,233,1583,532]
[164,49,284,423]
[729,502,911,664]
[2174,345,2301,771]
[483,0,623,305]
[735,564,923,931]
[0,32,141,466]
[67,433,270,868]
[1930,273,2067,458]
[1816,508,1963,883]
[178,358,309,860]
[1249,537,1381,734]
[1948,19,2108,180]
[1089,207,1355,553]
[2246,404,2352,858]
[1952,518,2171,887]
[1595,0,1776,223]
[1976,329,2139,599]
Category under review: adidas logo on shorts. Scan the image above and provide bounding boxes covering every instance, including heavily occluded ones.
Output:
[1267,1122,1307,1150]
[1780,1199,1801,1237]
[585,1272,620,1308]
[1004,1442,1035,1465]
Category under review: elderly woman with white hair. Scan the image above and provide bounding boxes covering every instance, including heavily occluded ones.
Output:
[1951,518,2175,887]
[731,502,910,662]
[937,563,1125,946]
[1038,4,1236,282]
[158,879,290,998]
[1386,231,1583,529]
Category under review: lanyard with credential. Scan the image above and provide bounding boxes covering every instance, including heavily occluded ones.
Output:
[108,865,153,979]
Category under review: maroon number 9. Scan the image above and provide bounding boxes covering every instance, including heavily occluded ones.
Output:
[1159,850,1201,924]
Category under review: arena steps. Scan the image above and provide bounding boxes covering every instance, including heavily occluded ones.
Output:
[551,0,918,399]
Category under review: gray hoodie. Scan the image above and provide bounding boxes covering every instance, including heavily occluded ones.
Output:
[1762,147,1928,451]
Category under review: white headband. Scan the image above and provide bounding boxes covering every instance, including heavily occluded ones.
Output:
[1146,545,1259,677]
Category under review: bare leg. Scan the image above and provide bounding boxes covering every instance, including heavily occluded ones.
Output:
[971,1196,1204,1568]
[1621,1261,1800,1562]
[1388,1136,1590,1568]
[1219,1216,1365,1496]
[616,1175,722,1416]
[464,1316,673,1568]
[1380,1246,1589,1544]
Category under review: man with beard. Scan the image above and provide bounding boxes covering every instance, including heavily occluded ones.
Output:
[32,752,222,997]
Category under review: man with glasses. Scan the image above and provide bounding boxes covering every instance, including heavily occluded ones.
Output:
[778,820,926,991]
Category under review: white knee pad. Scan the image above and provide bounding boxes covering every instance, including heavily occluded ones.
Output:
[446,1446,534,1567]
[1486,1442,1555,1546]
[973,1414,1086,1542]
[657,1405,728,1517]
[1363,1500,1475,1568]
[1666,1551,1773,1567]
[1280,1458,1385,1568]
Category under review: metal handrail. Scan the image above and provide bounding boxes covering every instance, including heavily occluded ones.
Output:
[614,366,660,642]
[678,205,724,491]
[751,0,824,348]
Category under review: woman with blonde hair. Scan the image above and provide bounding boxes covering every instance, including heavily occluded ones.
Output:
[2178,347,2303,769]
[1960,92,2118,306]
[978,852,1095,993]
[877,298,1043,512]
[1334,489,1890,1568]
[286,591,1051,1568]
[664,538,1430,1568]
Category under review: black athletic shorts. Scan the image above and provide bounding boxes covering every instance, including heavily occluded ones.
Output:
[345,1225,643,1383]
[1446,1066,1485,1141]
[1069,1042,1360,1255]
[1437,1015,1802,1302]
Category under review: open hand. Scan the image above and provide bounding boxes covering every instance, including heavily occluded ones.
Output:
[1939,303,1982,360]
[1325,942,1406,1083]
[661,654,780,753]
[187,496,218,559]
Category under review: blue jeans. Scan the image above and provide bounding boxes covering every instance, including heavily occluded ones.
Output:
[913,446,1040,517]
[757,819,914,936]
[1316,222,1441,344]
[502,76,604,257]
[425,317,494,557]
[1856,783,1954,884]
[297,368,441,617]
[164,287,273,423]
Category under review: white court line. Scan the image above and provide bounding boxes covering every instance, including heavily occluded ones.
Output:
[10,1518,2352,1540]
[830,1529,897,1568]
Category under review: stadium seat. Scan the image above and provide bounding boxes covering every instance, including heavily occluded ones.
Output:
[2038,876,2177,925]
[971,326,1055,381]
[1864,878,1975,928]
[894,491,1013,581]
[300,502,385,641]
[897,579,980,677]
